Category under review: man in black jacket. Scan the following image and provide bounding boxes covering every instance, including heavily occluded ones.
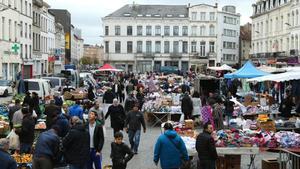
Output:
[86,111,105,169]
[196,122,218,169]
[125,104,146,154]
[44,100,61,130]
[63,116,89,169]
[181,93,193,119]
[103,88,115,104]
[18,107,35,154]
[105,99,126,134]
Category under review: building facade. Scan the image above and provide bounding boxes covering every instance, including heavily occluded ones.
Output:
[49,9,71,65]
[251,0,300,65]
[102,3,240,73]
[54,22,65,74]
[71,25,84,66]
[240,23,252,64]
[0,0,32,80]
[83,44,104,65]
[32,0,42,78]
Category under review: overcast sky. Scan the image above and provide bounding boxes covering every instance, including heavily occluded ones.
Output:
[46,0,255,45]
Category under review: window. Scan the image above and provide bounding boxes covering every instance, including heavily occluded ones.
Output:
[192,12,197,20]
[20,21,23,37]
[126,41,132,53]
[127,26,132,36]
[164,26,170,36]
[182,26,188,36]
[155,41,161,53]
[21,0,23,13]
[29,45,31,58]
[200,41,205,57]
[223,41,236,49]
[173,41,179,53]
[209,25,215,36]
[191,41,196,52]
[223,29,236,37]
[29,3,31,17]
[192,26,197,36]
[223,54,236,61]
[115,26,120,36]
[164,41,170,53]
[209,42,215,53]
[105,26,109,35]
[155,26,161,36]
[25,23,27,38]
[20,44,23,58]
[200,26,206,36]
[115,41,121,53]
[146,26,152,36]
[14,21,17,41]
[146,41,152,53]
[182,41,188,53]
[137,41,142,53]
[209,12,215,21]
[200,12,206,21]
[105,41,109,53]
[137,26,143,36]
[25,44,27,59]
[8,19,11,41]
[173,26,179,36]
[224,16,237,24]
[29,24,31,39]
[25,1,27,16]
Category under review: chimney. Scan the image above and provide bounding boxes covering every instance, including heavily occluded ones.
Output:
[215,3,218,8]
[188,3,190,7]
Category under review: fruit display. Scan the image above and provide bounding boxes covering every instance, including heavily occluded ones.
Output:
[64,100,75,107]
[12,154,33,163]
[257,114,269,122]
[0,115,10,135]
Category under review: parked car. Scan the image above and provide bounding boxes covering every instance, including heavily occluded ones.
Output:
[23,79,52,101]
[41,77,66,92]
[0,80,13,97]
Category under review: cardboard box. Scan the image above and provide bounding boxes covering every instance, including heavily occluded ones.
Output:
[184,120,194,129]
[262,159,279,169]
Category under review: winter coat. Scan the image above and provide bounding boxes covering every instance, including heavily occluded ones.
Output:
[19,114,35,144]
[44,104,61,130]
[196,131,218,161]
[53,113,70,137]
[110,142,134,165]
[125,111,146,131]
[181,95,193,115]
[153,130,189,168]
[105,105,126,129]
[34,129,60,160]
[0,149,17,169]
[124,96,137,113]
[86,120,104,152]
[68,104,83,120]
[63,124,90,165]
[103,90,115,104]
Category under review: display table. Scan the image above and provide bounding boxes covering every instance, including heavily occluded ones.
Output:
[146,112,182,127]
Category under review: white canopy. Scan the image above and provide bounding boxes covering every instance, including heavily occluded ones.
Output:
[247,71,300,82]
[208,64,236,71]
[257,65,285,73]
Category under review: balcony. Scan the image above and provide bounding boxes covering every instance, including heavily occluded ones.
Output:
[33,0,43,7]
[171,52,182,58]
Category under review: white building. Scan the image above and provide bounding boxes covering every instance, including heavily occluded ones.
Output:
[54,22,65,74]
[251,0,300,64]
[0,0,32,80]
[102,3,240,73]
[71,25,84,65]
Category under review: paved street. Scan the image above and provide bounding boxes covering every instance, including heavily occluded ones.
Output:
[102,112,279,169]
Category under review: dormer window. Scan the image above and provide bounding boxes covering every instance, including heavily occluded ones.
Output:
[167,14,173,17]
[123,13,131,17]
[146,14,151,17]
[137,14,143,17]
[179,14,185,17]
[154,14,160,17]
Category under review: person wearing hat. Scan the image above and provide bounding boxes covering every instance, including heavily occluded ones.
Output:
[153,123,189,169]
[0,138,17,169]
[105,99,126,134]
[124,103,146,154]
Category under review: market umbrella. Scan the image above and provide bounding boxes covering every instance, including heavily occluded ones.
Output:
[98,64,122,72]
[208,64,236,71]
[247,71,300,82]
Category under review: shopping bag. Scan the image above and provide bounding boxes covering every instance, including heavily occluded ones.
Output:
[6,129,20,150]
[102,125,107,137]
[179,114,185,123]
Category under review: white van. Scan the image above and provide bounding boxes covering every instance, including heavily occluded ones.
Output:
[24,79,52,101]
[41,77,67,92]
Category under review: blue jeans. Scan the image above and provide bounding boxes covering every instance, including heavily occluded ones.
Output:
[87,148,102,169]
[128,130,141,153]
[69,164,87,169]
[20,143,32,154]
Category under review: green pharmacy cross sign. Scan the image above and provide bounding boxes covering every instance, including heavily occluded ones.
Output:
[11,43,20,54]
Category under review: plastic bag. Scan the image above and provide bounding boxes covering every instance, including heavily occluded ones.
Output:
[6,129,20,150]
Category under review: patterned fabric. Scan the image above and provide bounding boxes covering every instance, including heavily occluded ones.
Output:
[201,105,214,129]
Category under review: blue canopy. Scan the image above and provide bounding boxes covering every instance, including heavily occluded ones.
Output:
[224,61,270,79]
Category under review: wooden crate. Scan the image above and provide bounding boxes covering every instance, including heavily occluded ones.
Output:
[262,159,279,169]
[216,155,241,169]
[258,120,276,132]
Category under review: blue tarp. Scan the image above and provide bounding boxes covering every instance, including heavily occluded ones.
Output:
[224,61,270,79]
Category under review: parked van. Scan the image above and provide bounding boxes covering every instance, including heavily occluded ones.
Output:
[23,79,52,101]
[61,69,79,88]
[41,77,66,92]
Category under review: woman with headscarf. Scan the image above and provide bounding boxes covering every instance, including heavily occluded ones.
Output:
[201,98,214,129]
